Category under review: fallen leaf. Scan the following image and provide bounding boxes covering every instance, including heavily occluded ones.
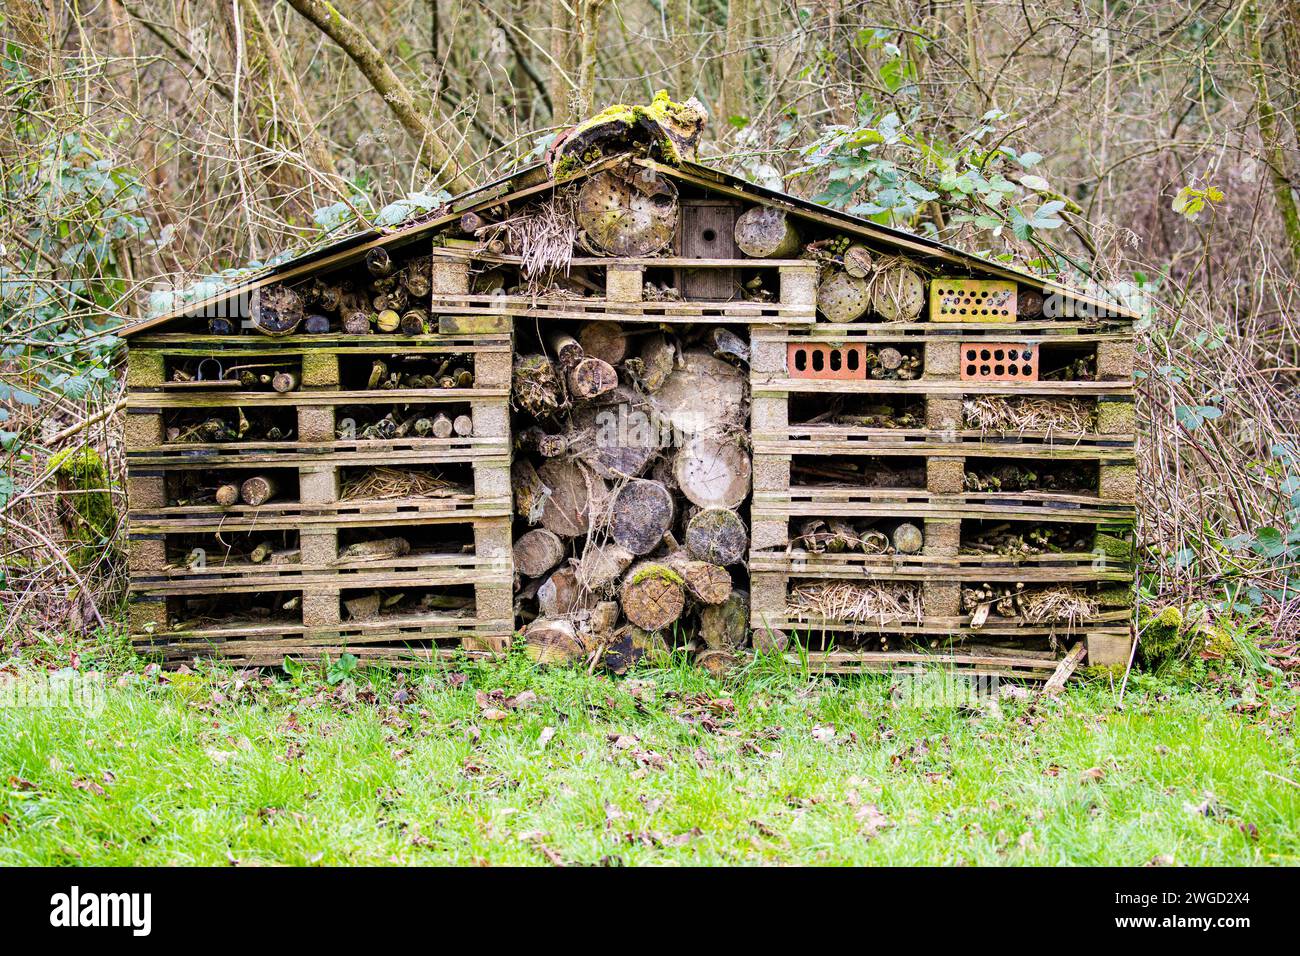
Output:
[811,724,836,743]
[480,708,509,721]
[72,778,106,797]
[855,803,890,838]
[537,726,556,751]
[1080,767,1105,783]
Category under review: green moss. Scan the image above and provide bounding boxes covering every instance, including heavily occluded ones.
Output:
[556,90,705,174]
[1093,531,1134,562]
[1203,624,1244,664]
[1096,584,1135,608]
[48,447,115,564]
[629,564,685,588]
[1137,604,1193,667]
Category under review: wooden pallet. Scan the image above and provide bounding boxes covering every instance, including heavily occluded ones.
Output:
[125,296,516,665]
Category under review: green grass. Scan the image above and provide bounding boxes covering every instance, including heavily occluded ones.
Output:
[0,634,1297,865]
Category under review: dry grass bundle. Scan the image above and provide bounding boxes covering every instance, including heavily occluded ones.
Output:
[963,396,1095,434]
[341,467,462,501]
[787,580,923,625]
[1019,586,1098,627]
[477,191,579,289]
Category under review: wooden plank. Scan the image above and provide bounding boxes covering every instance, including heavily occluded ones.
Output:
[753,323,1134,342]
[754,431,1134,461]
[1042,641,1088,694]
[128,387,506,409]
[128,496,510,534]
[130,333,511,354]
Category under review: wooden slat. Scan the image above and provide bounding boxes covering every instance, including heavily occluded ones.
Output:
[128,387,505,409]
[749,550,1131,582]
[1042,641,1088,694]
[752,323,1134,342]
[754,429,1134,461]
[753,488,1134,523]
[129,334,511,354]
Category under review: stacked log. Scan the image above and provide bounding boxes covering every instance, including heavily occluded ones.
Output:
[511,325,752,673]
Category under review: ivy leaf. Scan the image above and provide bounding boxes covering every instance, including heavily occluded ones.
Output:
[1175,404,1222,431]
[1250,527,1286,559]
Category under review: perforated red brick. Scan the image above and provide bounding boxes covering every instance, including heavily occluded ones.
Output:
[959,343,1038,381]
[787,342,867,380]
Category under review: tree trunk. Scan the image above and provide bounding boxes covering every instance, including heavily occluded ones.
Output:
[734,205,800,257]
[538,458,599,537]
[892,522,924,554]
[700,588,749,649]
[567,357,618,400]
[538,562,591,618]
[685,507,748,565]
[546,330,585,371]
[666,552,732,604]
[272,370,299,393]
[575,541,635,592]
[578,320,628,365]
[610,479,675,554]
[604,624,668,673]
[282,0,472,192]
[240,475,278,506]
[525,618,589,665]
[215,482,241,507]
[620,562,686,630]
[674,435,751,509]
[514,528,566,578]
[843,244,874,278]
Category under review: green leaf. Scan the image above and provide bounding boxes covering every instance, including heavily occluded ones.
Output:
[326,652,359,685]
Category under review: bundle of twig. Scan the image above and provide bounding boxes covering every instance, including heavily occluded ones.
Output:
[1019,586,1098,627]
[341,467,461,501]
[477,191,579,288]
[787,580,923,625]
[963,396,1095,434]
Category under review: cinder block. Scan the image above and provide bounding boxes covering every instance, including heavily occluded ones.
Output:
[926,457,965,494]
[1096,400,1135,435]
[749,572,788,623]
[1099,463,1137,501]
[922,519,961,557]
[124,412,164,448]
[430,258,470,295]
[779,265,818,310]
[473,519,513,563]
[924,581,962,616]
[1096,341,1135,381]
[474,583,513,620]
[751,336,786,375]
[606,264,644,302]
[470,399,509,438]
[751,396,788,431]
[301,352,339,387]
[924,339,961,378]
[299,465,338,504]
[926,397,962,432]
[302,592,341,627]
[127,474,166,510]
[1087,632,1133,667]
[299,530,337,566]
[475,351,511,388]
[128,598,168,634]
[474,461,511,499]
[297,406,335,443]
[751,518,787,552]
[128,536,166,574]
[752,455,790,492]
[126,351,165,388]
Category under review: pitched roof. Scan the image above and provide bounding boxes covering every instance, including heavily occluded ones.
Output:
[124,155,1138,337]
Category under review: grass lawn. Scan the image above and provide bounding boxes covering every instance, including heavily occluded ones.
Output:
[0,633,1297,866]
